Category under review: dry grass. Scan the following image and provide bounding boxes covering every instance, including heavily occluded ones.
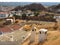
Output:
[22,31,60,45]
[22,21,60,45]
[23,25,31,31]
[0,20,60,45]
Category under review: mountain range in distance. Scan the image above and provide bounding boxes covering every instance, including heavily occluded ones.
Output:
[0,2,60,12]
[0,2,60,6]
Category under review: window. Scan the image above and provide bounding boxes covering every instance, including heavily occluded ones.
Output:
[0,14,5,18]
[32,29,34,31]
[45,32,47,34]
[39,31,41,34]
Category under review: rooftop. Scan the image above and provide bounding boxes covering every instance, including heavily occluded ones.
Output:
[0,24,21,33]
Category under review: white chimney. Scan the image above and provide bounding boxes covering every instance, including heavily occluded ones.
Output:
[30,27,36,43]
[39,29,47,43]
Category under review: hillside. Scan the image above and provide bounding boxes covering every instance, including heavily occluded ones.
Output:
[48,4,60,12]
[0,6,15,11]
[11,3,47,11]
[23,3,47,11]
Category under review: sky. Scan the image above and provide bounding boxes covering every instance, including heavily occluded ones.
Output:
[0,0,60,2]
[0,2,60,6]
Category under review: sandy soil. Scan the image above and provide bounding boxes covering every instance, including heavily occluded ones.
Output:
[22,31,60,45]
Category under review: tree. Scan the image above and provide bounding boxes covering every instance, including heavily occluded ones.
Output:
[34,12,39,16]
[22,13,26,20]
[13,13,20,19]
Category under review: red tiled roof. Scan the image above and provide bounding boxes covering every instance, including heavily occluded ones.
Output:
[0,26,12,33]
[0,24,21,33]
[11,24,21,30]
[0,11,10,14]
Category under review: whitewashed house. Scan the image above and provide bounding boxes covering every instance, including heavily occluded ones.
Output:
[11,11,16,14]
[30,27,36,43]
[0,12,13,19]
[0,12,15,25]
[25,10,34,16]
[54,15,60,22]
[6,19,14,24]
[39,29,47,42]
[0,13,8,19]
[16,12,22,16]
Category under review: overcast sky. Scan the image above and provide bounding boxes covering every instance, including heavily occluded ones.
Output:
[0,2,60,6]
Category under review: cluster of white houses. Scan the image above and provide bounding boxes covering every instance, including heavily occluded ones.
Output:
[14,10,35,16]
[0,11,13,19]
[0,10,35,24]
[54,14,60,22]
[0,10,35,19]
[0,10,60,23]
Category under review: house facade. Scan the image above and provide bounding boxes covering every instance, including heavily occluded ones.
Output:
[0,13,8,19]
[54,15,60,22]
[0,12,13,19]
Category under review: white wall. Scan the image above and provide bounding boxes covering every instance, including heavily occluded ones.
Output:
[39,29,47,42]
[0,14,8,18]
[30,29,36,42]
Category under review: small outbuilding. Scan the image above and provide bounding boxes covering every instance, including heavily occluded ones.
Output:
[39,28,47,42]
[30,27,36,43]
